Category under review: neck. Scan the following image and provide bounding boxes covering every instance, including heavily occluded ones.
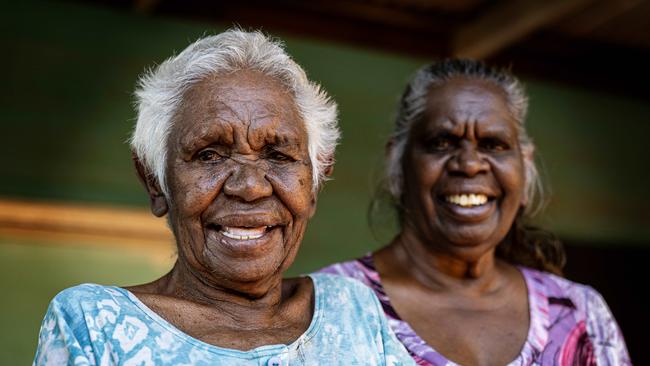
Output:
[385,228,506,294]
[158,260,289,327]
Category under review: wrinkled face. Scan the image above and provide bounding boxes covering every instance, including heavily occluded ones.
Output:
[401,77,528,257]
[165,70,315,288]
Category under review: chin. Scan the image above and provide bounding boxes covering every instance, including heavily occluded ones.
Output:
[191,243,288,293]
[439,225,503,250]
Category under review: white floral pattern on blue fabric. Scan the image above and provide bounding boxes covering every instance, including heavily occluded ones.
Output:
[33,273,415,366]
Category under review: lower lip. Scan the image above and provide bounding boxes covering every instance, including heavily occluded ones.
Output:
[438,198,496,222]
[205,226,282,255]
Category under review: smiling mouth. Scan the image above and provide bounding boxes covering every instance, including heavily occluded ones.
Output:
[220,225,274,240]
[207,224,278,241]
[444,193,490,207]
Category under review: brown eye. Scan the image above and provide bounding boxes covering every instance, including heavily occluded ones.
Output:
[268,150,294,163]
[435,139,450,150]
[480,138,509,152]
[428,135,457,152]
[197,149,222,162]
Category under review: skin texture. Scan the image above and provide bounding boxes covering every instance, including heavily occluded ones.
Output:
[375,77,532,366]
[128,70,324,350]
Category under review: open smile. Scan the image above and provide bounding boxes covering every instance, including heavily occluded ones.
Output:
[205,217,286,254]
[437,193,497,222]
[219,225,276,240]
[445,193,489,207]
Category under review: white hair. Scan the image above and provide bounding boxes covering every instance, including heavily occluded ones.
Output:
[130,29,339,197]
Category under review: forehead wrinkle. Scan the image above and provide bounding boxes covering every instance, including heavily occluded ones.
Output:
[177,120,234,154]
[248,121,304,152]
[476,117,517,141]
[423,114,463,136]
[247,106,305,151]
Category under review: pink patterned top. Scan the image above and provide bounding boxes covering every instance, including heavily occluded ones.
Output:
[320,254,631,366]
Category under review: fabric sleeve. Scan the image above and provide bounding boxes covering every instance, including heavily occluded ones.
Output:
[33,299,94,366]
[584,287,632,366]
[369,289,416,366]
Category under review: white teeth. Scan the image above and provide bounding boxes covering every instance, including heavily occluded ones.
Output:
[220,226,267,240]
[445,194,488,207]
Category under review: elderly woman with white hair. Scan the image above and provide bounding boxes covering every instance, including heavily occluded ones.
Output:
[33,30,415,366]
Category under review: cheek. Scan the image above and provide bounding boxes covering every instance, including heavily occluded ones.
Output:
[493,156,526,201]
[168,162,231,217]
[407,153,445,193]
[267,163,314,217]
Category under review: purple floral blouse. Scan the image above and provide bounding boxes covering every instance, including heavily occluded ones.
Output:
[320,254,631,366]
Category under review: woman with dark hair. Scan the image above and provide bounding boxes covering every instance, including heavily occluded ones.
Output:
[322,60,630,365]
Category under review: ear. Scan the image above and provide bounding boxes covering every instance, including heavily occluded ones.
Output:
[133,152,168,217]
[322,155,335,178]
[385,137,396,159]
[520,144,535,206]
[307,195,318,219]
[308,155,335,218]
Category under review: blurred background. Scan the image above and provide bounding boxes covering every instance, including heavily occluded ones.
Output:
[2,0,649,364]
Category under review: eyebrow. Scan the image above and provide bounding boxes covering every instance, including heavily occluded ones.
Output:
[423,119,463,136]
[177,123,234,155]
[253,133,303,151]
[477,122,516,140]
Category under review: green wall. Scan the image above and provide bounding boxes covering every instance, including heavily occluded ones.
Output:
[2,1,649,364]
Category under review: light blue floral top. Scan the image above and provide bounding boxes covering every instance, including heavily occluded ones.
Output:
[33,273,415,366]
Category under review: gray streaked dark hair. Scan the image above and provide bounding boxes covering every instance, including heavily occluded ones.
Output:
[385,59,543,217]
[380,59,565,275]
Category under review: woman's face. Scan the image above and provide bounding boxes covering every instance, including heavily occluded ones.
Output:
[164,70,315,292]
[400,77,528,257]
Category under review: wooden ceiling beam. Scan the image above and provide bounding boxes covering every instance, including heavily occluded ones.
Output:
[553,0,646,37]
[453,0,594,59]
[294,1,444,31]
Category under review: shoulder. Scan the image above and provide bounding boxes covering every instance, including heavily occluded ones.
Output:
[521,267,631,363]
[53,283,127,301]
[50,283,128,308]
[310,272,384,320]
[317,255,377,287]
[35,284,139,365]
[310,272,376,301]
[520,267,600,312]
[318,259,361,275]
[45,283,133,325]
[307,274,415,365]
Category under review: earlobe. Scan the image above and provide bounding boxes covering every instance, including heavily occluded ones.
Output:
[385,138,395,158]
[520,144,535,207]
[322,155,335,178]
[308,196,318,218]
[522,144,535,163]
[132,152,169,217]
[150,195,169,217]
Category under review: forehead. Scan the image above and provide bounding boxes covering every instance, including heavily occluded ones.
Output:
[423,77,517,131]
[172,69,306,143]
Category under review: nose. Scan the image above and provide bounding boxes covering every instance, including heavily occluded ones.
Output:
[447,143,488,177]
[223,163,272,202]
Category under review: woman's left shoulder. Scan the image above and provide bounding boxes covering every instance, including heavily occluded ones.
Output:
[310,272,376,301]
[307,273,416,365]
[309,273,384,320]
[520,267,631,364]
[519,266,604,310]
